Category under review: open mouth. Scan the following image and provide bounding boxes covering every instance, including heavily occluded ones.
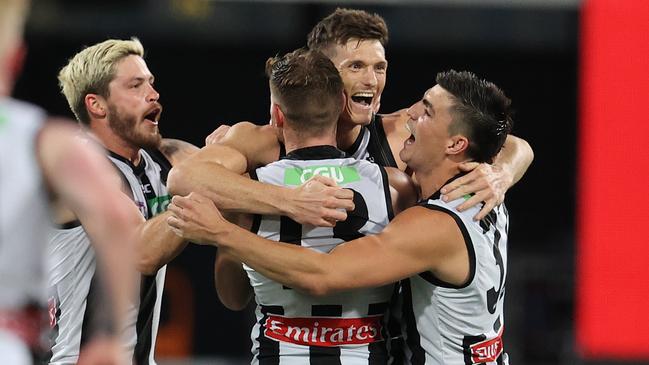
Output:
[350,92,374,107]
[144,108,161,125]
[405,120,416,144]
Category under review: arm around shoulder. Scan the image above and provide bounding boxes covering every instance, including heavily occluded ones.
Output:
[497,134,534,187]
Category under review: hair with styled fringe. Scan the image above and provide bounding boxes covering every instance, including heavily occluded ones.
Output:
[307,8,388,55]
[58,38,144,125]
[436,70,514,163]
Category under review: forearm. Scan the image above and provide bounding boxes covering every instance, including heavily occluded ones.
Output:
[168,162,291,215]
[136,211,188,275]
[495,135,534,187]
[216,225,332,296]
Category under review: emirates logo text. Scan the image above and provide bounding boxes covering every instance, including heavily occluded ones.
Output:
[264,314,383,347]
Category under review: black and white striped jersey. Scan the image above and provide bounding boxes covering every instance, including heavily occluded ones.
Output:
[247,145,396,364]
[47,149,171,365]
[401,178,509,365]
[0,98,51,309]
[344,115,398,169]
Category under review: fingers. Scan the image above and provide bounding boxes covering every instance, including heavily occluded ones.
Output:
[442,178,488,203]
[458,161,480,172]
[170,194,192,209]
[166,215,185,236]
[324,208,348,222]
[473,200,497,221]
[333,187,354,200]
[455,191,487,212]
[309,174,337,186]
[323,191,355,211]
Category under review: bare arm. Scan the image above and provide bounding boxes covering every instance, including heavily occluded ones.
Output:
[384,166,419,214]
[135,138,198,275]
[215,251,253,310]
[167,122,354,227]
[159,138,199,166]
[494,134,534,186]
[440,134,534,220]
[167,194,468,296]
[135,211,188,275]
[40,122,137,332]
[214,211,254,310]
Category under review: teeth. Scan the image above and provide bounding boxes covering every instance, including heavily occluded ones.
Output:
[405,122,415,137]
[353,92,374,98]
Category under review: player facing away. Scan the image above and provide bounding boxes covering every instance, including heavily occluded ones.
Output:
[169,70,514,365]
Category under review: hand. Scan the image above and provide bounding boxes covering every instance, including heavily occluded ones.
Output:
[287,175,355,227]
[440,162,513,220]
[77,336,128,365]
[167,193,231,244]
[205,125,231,145]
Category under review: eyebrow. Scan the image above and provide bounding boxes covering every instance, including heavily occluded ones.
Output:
[422,98,434,113]
[129,76,154,84]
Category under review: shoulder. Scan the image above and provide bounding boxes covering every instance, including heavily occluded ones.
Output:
[221,122,282,167]
[159,138,199,166]
[225,122,278,142]
[377,206,466,267]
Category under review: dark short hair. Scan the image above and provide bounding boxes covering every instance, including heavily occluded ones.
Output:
[436,70,514,163]
[266,48,343,134]
[307,8,388,53]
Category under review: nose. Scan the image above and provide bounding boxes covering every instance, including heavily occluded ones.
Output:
[147,84,160,102]
[406,101,422,120]
[361,67,378,88]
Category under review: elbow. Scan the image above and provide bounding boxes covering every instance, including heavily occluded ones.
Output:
[166,165,189,196]
[525,139,535,164]
[136,252,162,276]
[217,290,252,311]
[298,279,337,297]
[220,298,249,311]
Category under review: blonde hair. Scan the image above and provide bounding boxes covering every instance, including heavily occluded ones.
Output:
[58,38,144,124]
[0,0,28,64]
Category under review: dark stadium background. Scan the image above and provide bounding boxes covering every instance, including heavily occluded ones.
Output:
[15,1,583,363]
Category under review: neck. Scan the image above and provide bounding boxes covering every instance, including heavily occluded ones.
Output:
[90,120,141,165]
[415,161,461,199]
[284,127,338,154]
[336,122,363,151]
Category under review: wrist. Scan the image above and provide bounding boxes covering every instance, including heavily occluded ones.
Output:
[271,185,295,218]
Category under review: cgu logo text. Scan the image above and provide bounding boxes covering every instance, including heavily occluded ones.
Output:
[264,314,383,347]
[284,165,361,186]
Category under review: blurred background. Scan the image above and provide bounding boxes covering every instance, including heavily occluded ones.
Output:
[14,0,649,364]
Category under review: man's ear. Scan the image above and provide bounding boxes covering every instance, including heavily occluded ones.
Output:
[270,103,285,128]
[447,135,469,155]
[85,94,107,120]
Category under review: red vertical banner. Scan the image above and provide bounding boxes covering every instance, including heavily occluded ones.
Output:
[578,0,649,360]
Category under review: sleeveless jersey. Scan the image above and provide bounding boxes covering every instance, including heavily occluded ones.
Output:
[0,98,50,309]
[47,149,171,365]
[247,145,396,364]
[344,114,398,168]
[401,179,509,365]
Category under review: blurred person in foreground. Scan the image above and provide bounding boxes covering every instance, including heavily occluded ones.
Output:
[0,0,136,363]
[170,70,514,365]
